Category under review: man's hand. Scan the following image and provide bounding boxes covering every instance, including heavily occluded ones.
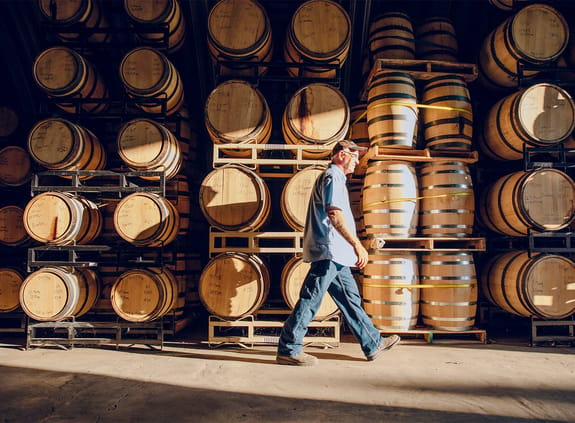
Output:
[353,242,369,269]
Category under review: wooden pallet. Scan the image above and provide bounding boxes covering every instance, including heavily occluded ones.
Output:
[360,58,478,101]
[212,144,330,177]
[208,312,340,348]
[362,236,486,252]
[379,327,487,344]
[209,230,304,255]
[355,146,478,176]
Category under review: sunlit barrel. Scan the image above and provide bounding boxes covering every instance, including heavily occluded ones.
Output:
[283,83,349,159]
[281,256,338,320]
[199,164,271,232]
[367,71,418,149]
[113,192,179,247]
[204,80,271,158]
[478,4,569,90]
[111,267,178,322]
[281,166,325,232]
[199,252,270,319]
[19,266,100,321]
[362,160,419,237]
[23,192,102,245]
[478,168,575,236]
[116,118,182,181]
[482,251,575,319]
[420,252,478,331]
[418,161,475,237]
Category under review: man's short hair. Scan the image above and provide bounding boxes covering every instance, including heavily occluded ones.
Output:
[332,140,368,156]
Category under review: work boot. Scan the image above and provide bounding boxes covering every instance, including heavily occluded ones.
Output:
[276,352,318,366]
[366,335,401,361]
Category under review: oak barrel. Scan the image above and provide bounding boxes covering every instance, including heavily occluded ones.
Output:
[33,46,108,114]
[418,161,475,237]
[113,192,179,247]
[199,252,270,319]
[28,118,106,178]
[111,267,178,322]
[482,251,575,319]
[478,4,569,89]
[480,83,575,160]
[349,103,370,150]
[119,47,184,115]
[0,106,19,138]
[420,252,478,331]
[478,169,575,236]
[207,0,272,76]
[117,118,182,180]
[362,252,419,330]
[284,0,351,79]
[415,16,458,62]
[23,192,102,245]
[204,80,271,158]
[0,206,31,247]
[368,12,415,61]
[0,146,32,187]
[367,71,418,149]
[281,256,338,320]
[421,75,473,151]
[362,160,419,237]
[281,166,325,232]
[19,266,99,321]
[282,83,350,159]
[37,0,110,43]
[0,268,24,313]
[124,0,186,53]
[199,164,270,232]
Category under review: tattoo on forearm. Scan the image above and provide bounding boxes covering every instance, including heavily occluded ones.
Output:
[328,210,358,246]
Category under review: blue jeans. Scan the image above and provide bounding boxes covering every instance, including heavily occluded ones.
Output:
[277,260,382,358]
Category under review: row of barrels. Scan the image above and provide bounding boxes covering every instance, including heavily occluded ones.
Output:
[38,0,187,53]
[362,3,573,92]
[0,264,186,323]
[0,111,196,186]
[363,71,575,157]
[33,45,184,115]
[361,249,575,331]
[207,73,575,164]
[356,160,575,239]
[205,80,349,159]
[201,159,575,239]
[0,187,187,248]
[208,0,351,79]
[196,248,575,329]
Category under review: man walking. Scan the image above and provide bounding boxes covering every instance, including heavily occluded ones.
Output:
[277,140,400,366]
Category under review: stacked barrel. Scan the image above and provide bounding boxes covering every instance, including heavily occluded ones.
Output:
[12,0,204,328]
[198,0,352,322]
[355,9,480,333]
[476,3,575,322]
[0,105,33,318]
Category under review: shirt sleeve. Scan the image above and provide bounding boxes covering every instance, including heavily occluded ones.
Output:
[324,172,346,211]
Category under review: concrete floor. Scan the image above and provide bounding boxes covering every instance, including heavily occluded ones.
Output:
[0,322,574,423]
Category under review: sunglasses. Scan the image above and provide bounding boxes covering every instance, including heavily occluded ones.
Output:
[342,150,359,160]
